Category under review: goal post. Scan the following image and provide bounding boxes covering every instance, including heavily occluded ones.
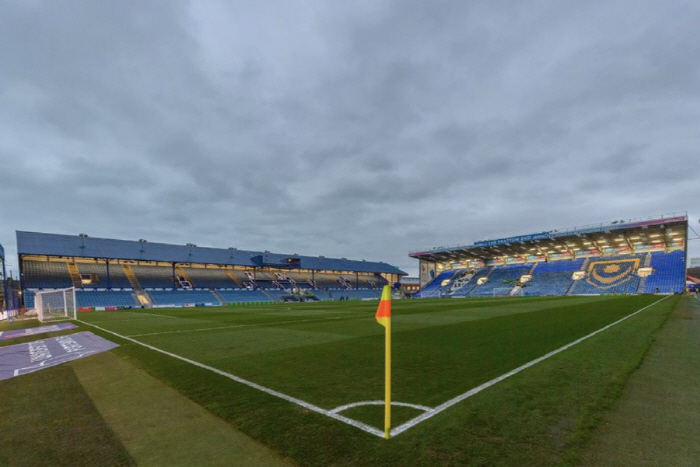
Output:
[34,287,77,323]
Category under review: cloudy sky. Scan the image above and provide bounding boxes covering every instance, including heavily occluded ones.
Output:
[1,0,699,277]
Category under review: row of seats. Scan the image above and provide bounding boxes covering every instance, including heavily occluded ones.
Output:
[523,259,585,296]
[148,290,221,306]
[22,261,73,289]
[415,269,461,297]
[570,254,645,295]
[643,250,685,294]
[416,251,686,297]
[78,262,132,288]
[469,265,532,297]
[21,260,387,292]
[77,290,138,308]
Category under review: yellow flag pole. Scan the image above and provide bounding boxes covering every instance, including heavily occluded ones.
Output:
[384,319,391,439]
[375,285,392,440]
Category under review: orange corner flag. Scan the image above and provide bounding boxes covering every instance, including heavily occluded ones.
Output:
[375,285,392,328]
[376,285,392,439]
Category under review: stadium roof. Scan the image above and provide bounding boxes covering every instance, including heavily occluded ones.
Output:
[409,213,688,264]
[16,231,405,275]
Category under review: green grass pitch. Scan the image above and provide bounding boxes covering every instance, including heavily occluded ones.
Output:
[1,294,679,465]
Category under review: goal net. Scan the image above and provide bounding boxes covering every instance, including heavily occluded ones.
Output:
[34,287,77,323]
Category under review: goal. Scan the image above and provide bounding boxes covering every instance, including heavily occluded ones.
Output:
[34,287,77,322]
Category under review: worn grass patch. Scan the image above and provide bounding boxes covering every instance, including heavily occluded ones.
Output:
[582,295,700,466]
[71,351,294,466]
[0,362,134,466]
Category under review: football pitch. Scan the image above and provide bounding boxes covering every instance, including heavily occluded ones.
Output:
[1,294,681,465]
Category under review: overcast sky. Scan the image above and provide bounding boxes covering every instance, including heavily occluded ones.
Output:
[1,0,699,277]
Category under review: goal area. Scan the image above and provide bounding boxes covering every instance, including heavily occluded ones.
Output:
[34,287,77,323]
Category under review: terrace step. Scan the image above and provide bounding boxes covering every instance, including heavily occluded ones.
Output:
[175,267,193,287]
[211,289,227,305]
[134,291,151,308]
[123,264,143,291]
[225,269,243,287]
[67,263,82,288]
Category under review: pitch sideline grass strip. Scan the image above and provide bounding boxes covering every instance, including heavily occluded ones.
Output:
[72,352,294,467]
[581,295,700,465]
[0,362,135,466]
[78,295,669,440]
[390,295,671,436]
[76,319,386,438]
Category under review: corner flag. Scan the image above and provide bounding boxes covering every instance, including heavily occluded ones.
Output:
[375,285,392,439]
[375,285,392,327]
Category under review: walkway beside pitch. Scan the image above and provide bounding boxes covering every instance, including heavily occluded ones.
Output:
[72,352,295,467]
[582,295,700,466]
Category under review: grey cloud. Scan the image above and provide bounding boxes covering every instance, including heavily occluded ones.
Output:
[2,0,700,276]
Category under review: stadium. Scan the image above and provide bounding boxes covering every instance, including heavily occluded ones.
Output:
[1,212,698,466]
[10,213,688,316]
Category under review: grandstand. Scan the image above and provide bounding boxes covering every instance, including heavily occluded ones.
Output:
[16,231,403,310]
[410,213,688,298]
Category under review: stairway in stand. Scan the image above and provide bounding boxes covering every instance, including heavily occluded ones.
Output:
[67,263,82,288]
[260,289,278,302]
[225,269,243,287]
[211,289,227,305]
[134,292,151,307]
[123,264,142,291]
[566,258,589,295]
[637,252,652,293]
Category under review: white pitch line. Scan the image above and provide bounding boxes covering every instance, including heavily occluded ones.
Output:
[331,400,432,414]
[389,295,671,437]
[101,312,179,321]
[76,319,385,438]
[128,314,364,337]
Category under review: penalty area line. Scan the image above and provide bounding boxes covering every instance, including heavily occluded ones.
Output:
[76,319,385,438]
[390,295,671,437]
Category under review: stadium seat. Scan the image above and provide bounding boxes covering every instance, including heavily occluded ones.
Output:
[179,267,240,289]
[216,289,273,303]
[524,259,584,296]
[147,290,221,307]
[76,290,139,308]
[415,269,463,298]
[130,265,178,288]
[468,264,531,297]
[643,250,685,294]
[570,254,644,295]
[76,262,132,289]
[22,261,73,289]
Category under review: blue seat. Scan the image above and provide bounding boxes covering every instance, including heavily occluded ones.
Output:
[643,250,685,294]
